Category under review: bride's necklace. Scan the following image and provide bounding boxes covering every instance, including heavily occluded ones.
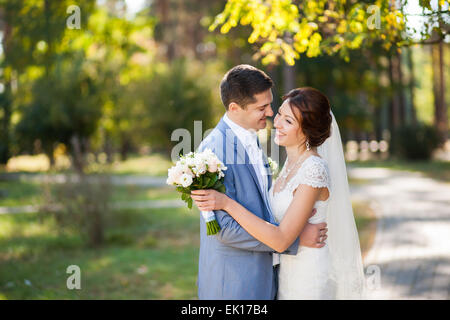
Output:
[277,151,309,191]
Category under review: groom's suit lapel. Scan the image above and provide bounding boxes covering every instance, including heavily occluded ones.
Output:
[216,117,275,221]
[217,118,263,197]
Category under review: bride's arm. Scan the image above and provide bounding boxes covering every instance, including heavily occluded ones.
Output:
[191,186,323,253]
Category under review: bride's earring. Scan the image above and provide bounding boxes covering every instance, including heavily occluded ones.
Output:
[306,140,310,151]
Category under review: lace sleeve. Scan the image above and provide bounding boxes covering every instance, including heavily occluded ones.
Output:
[285,156,330,194]
[298,157,330,189]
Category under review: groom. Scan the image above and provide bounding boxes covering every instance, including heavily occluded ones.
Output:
[196,64,327,299]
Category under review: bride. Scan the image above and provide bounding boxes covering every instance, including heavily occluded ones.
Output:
[191,87,365,299]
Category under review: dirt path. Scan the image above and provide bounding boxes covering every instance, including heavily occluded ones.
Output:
[349,167,450,300]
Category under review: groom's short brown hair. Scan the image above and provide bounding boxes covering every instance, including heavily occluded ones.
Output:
[220,64,273,110]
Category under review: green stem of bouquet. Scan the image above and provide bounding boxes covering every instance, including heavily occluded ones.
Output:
[206,220,221,236]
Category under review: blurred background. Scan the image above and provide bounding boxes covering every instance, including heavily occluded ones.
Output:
[0,0,448,299]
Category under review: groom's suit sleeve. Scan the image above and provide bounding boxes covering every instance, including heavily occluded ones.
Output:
[213,163,299,255]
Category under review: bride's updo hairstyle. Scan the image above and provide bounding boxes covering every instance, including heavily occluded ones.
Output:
[282,87,332,148]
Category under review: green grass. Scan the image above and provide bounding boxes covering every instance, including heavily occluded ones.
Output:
[0,180,43,207]
[348,159,450,182]
[111,185,178,202]
[0,178,178,207]
[0,207,200,300]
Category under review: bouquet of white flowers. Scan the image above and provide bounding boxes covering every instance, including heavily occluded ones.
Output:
[166,149,227,235]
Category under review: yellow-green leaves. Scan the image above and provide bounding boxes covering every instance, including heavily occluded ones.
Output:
[306,32,322,58]
[209,0,408,65]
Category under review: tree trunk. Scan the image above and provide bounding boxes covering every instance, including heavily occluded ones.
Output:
[406,47,417,125]
[396,51,406,125]
[388,55,400,133]
[0,10,12,165]
[374,58,383,141]
[120,137,131,161]
[282,61,295,93]
[70,135,86,174]
[388,51,406,132]
[432,41,448,143]
[44,144,55,169]
[103,133,114,164]
[154,0,176,61]
[0,81,12,165]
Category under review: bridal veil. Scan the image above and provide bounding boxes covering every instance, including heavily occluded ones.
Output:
[317,111,366,299]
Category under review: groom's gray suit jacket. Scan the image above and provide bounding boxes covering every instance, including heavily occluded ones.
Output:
[196,116,299,300]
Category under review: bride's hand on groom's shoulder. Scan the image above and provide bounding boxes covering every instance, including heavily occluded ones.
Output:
[191,189,228,212]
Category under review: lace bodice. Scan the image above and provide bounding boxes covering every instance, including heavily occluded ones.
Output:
[270,155,330,225]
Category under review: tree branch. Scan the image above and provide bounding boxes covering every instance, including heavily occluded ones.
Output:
[405,10,450,17]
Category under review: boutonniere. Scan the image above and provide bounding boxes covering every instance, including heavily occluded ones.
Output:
[267,157,278,175]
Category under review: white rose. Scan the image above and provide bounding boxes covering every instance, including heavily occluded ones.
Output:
[192,157,206,176]
[204,154,218,173]
[207,160,218,173]
[167,166,179,185]
[180,173,193,188]
[183,164,195,177]
[172,165,186,185]
[185,156,196,168]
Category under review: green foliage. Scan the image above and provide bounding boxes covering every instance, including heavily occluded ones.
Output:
[0,0,94,164]
[15,54,103,159]
[2,1,156,165]
[209,0,407,65]
[144,60,215,153]
[391,123,442,160]
[0,0,96,73]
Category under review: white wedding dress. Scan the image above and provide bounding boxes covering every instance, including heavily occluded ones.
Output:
[270,155,337,299]
[268,112,366,300]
